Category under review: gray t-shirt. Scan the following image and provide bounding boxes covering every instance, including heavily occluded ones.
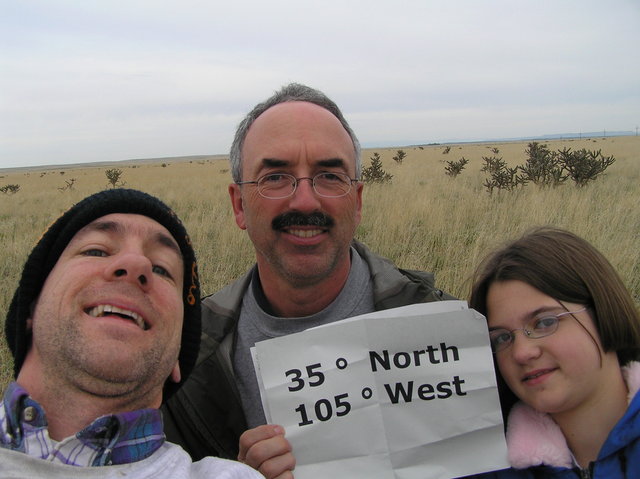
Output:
[234,247,375,428]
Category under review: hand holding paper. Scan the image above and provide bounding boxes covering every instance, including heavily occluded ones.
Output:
[251,301,509,479]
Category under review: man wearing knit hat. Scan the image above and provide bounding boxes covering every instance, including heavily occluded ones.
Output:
[0,189,262,478]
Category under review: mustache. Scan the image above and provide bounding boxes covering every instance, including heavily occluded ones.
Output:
[272,211,335,230]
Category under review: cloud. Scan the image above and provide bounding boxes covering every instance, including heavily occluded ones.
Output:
[1,0,638,168]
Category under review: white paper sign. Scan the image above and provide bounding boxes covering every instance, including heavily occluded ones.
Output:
[252,301,509,479]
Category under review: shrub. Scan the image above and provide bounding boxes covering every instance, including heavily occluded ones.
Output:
[557,147,615,187]
[57,178,76,192]
[105,168,125,188]
[392,150,407,164]
[0,184,20,194]
[481,156,524,194]
[362,153,393,184]
[519,142,566,187]
[444,157,469,177]
[442,146,451,154]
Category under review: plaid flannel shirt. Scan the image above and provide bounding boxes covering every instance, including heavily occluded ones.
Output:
[0,382,165,466]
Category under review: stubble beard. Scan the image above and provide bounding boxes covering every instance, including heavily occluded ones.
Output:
[36,310,177,400]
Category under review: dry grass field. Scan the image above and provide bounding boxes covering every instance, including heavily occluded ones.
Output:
[1,135,638,391]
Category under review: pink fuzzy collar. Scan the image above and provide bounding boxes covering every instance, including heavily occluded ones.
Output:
[506,361,640,469]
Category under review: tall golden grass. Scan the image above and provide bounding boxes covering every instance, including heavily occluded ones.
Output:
[1,136,638,391]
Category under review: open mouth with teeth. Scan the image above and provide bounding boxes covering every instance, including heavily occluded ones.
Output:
[286,228,325,238]
[87,304,148,330]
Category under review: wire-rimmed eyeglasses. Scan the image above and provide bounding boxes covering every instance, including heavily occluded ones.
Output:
[489,307,587,353]
[236,172,359,199]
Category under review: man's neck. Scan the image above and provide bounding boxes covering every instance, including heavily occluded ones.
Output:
[16,367,161,441]
[257,261,352,318]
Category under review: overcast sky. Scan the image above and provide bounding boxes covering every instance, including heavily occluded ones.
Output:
[1,0,638,169]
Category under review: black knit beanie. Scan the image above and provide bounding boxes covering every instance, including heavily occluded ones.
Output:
[5,188,201,401]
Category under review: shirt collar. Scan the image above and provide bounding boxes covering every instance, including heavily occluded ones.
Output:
[1,382,165,466]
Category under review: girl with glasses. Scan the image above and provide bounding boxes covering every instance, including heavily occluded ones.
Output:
[467,227,640,478]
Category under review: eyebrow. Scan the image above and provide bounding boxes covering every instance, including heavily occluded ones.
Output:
[317,158,347,169]
[83,220,182,258]
[488,305,566,330]
[528,305,566,318]
[260,157,348,170]
[153,232,183,258]
[261,158,288,169]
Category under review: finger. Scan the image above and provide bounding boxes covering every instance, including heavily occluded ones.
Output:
[257,450,296,479]
[238,424,285,462]
[243,434,292,470]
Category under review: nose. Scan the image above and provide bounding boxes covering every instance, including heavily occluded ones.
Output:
[288,177,322,211]
[510,332,542,364]
[108,252,153,289]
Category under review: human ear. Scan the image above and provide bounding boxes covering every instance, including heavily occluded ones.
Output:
[170,362,181,383]
[354,181,364,226]
[229,183,247,230]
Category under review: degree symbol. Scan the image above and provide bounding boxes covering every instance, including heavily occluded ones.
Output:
[336,357,348,370]
[361,387,373,400]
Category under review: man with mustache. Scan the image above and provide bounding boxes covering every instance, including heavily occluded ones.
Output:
[163,83,453,478]
[1,189,262,478]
